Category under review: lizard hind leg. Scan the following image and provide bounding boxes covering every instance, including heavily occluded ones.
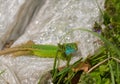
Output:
[12,51,33,57]
[25,40,35,45]
[16,40,35,47]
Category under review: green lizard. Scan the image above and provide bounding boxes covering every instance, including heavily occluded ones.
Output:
[0,41,78,60]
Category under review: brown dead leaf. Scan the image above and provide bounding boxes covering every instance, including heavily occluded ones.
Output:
[72,62,91,72]
[58,61,91,73]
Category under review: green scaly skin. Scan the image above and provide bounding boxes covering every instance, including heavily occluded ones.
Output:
[0,42,78,60]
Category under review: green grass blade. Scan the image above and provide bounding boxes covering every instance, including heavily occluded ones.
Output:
[63,28,120,57]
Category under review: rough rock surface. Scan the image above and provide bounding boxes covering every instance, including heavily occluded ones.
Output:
[0,0,45,49]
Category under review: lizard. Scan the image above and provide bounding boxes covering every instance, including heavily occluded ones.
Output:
[0,40,78,60]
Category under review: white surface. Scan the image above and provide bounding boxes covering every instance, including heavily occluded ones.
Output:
[14,0,104,57]
[0,0,44,49]
[0,0,25,49]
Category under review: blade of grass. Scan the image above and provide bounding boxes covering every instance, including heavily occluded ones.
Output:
[108,60,115,84]
[57,71,68,84]
[111,57,120,83]
[56,58,82,84]
[62,28,120,57]
[94,0,104,17]
[116,62,120,83]
[65,71,75,84]
[107,52,115,84]
[52,50,60,81]
[57,58,82,76]
[111,57,120,63]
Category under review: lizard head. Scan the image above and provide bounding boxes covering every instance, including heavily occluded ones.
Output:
[64,42,78,56]
[58,42,78,60]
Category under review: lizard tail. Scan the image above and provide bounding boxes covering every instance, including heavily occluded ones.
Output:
[0,48,31,56]
[12,51,33,56]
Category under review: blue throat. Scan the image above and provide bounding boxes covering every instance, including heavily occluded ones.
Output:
[65,46,76,55]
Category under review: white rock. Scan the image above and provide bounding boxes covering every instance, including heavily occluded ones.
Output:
[0,0,44,49]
